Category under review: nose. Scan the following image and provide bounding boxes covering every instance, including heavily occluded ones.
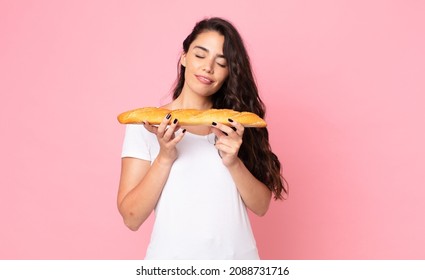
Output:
[203,58,214,74]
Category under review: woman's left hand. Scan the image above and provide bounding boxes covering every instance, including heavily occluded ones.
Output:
[211,119,244,167]
[212,119,271,216]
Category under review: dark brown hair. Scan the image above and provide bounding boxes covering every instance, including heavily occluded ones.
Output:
[173,17,287,199]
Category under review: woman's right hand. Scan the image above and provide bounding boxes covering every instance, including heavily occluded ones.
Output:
[118,113,186,231]
[143,113,186,165]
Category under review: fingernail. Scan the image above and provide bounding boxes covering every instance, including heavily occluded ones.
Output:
[231,127,237,131]
[228,118,234,122]
[166,113,171,119]
[173,118,178,124]
[182,129,186,133]
[223,132,228,136]
[212,122,217,126]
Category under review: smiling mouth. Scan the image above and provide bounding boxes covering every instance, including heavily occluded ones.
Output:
[195,75,214,85]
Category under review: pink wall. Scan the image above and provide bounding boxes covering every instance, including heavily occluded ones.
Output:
[1,0,424,259]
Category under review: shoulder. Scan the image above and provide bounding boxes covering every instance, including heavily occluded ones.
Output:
[122,124,158,160]
[125,124,152,138]
[160,102,174,110]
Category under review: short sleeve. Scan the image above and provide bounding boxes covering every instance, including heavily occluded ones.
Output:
[121,124,151,161]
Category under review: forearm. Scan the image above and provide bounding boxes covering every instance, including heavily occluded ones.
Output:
[118,157,172,230]
[227,158,272,216]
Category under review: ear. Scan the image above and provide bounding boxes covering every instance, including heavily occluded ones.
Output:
[180,53,187,67]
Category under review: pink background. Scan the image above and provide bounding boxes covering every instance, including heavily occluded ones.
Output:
[1,0,424,259]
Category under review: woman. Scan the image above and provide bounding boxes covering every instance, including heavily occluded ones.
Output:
[117,17,287,259]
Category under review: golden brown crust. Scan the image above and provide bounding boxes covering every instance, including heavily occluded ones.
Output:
[117,107,267,127]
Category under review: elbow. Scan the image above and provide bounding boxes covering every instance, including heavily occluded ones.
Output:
[251,202,270,217]
[252,195,271,217]
[257,210,267,217]
[121,211,143,231]
[118,204,143,231]
[124,218,142,231]
[253,206,269,217]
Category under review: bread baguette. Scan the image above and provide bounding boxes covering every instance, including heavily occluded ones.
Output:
[117,107,267,127]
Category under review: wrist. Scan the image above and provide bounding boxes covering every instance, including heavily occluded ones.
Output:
[155,154,175,167]
[224,157,243,170]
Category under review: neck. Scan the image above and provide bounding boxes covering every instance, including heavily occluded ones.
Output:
[171,92,213,110]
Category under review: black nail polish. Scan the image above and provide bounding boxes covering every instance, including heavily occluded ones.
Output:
[212,122,217,126]
[173,118,178,124]
[231,127,237,131]
[166,113,171,119]
[223,132,228,136]
[228,118,234,122]
[182,129,186,133]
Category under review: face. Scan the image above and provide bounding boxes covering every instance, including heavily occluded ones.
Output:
[180,31,229,98]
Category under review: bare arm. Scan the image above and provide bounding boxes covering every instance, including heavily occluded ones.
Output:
[117,157,174,231]
[224,158,272,216]
[117,115,185,231]
[211,121,272,216]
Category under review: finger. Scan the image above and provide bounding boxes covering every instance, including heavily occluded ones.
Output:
[227,118,244,137]
[157,113,172,138]
[214,141,237,155]
[215,136,241,152]
[162,118,180,142]
[143,121,158,134]
[170,128,186,144]
[211,121,242,138]
[211,122,234,137]
[210,126,227,138]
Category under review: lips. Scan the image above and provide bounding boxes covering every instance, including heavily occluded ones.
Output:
[195,75,214,85]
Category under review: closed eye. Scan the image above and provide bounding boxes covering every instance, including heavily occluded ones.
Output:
[216,58,227,68]
[217,62,227,68]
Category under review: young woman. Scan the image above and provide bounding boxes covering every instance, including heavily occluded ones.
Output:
[117,17,287,259]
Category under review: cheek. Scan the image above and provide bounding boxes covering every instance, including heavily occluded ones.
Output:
[217,70,229,85]
[188,58,203,70]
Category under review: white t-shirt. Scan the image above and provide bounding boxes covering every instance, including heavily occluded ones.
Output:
[121,124,259,260]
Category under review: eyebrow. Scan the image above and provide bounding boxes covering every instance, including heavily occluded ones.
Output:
[193,45,226,59]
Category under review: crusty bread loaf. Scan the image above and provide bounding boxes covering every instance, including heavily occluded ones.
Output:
[117,107,267,127]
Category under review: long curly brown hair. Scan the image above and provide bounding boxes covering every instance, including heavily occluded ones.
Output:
[172,17,288,200]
